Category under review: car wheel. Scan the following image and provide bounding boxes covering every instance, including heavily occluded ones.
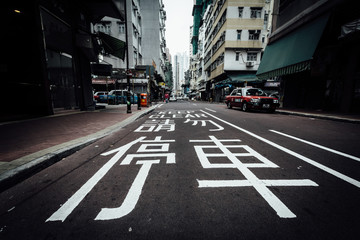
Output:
[227,102,232,109]
[242,102,248,112]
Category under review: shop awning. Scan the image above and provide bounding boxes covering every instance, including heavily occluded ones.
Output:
[82,0,125,23]
[256,14,329,80]
[215,72,259,88]
[92,78,116,85]
[227,72,258,82]
[99,32,126,60]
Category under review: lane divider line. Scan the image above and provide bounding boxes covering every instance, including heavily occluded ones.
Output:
[205,108,216,113]
[201,110,360,189]
[269,129,360,162]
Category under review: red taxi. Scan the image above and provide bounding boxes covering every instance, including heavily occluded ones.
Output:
[225,87,279,113]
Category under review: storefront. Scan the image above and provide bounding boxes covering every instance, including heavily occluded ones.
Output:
[1,0,124,120]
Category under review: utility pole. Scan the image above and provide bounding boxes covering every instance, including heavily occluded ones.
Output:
[124,0,132,113]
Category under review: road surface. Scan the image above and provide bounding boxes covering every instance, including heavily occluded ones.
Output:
[1,101,359,239]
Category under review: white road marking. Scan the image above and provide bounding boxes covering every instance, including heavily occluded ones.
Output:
[201,110,360,188]
[193,136,306,218]
[121,153,176,165]
[46,137,146,222]
[96,137,176,220]
[95,160,160,220]
[198,179,318,188]
[205,108,216,113]
[184,119,224,131]
[269,130,360,162]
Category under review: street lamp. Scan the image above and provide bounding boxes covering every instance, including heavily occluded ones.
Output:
[124,0,131,113]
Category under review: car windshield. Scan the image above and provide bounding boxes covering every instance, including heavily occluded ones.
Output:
[246,89,266,96]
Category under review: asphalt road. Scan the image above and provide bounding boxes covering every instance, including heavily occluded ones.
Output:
[1,101,360,239]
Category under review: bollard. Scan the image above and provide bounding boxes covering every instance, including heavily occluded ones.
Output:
[137,93,141,110]
[140,93,147,107]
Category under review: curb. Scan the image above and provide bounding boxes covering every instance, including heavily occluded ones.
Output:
[276,110,360,124]
[0,106,156,192]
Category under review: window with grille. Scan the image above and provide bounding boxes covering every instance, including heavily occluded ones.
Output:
[238,7,243,18]
[247,52,257,61]
[248,30,260,40]
[250,7,262,18]
[118,23,125,34]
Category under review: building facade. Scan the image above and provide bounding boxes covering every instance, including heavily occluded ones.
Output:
[257,0,360,113]
[92,0,143,93]
[191,0,273,102]
[1,0,126,121]
[91,0,170,100]
[139,0,167,80]
[173,52,190,97]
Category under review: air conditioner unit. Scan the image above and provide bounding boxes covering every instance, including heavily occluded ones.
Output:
[246,61,254,67]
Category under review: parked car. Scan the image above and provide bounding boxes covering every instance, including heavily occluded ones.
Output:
[268,91,279,99]
[169,95,177,102]
[108,90,138,104]
[93,91,108,103]
[225,87,279,113]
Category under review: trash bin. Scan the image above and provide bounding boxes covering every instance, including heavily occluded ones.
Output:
[140,93,147,107]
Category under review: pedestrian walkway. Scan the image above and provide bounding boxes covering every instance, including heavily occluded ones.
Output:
[0,104,156,191]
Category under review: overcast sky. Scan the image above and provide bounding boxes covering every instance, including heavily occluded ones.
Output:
[163,0,193,56]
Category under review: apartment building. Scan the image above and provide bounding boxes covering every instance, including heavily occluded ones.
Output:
[192,0,273,101]
[92,0,169,97]
[1,0,126,120]
[140,0,168,81]
[93,4,142,69]
[257,0,360,112]
[91,0,143,93]
[173,52,190,96]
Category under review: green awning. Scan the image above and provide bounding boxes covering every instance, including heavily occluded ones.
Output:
[215,72,259,88]
[99,32,126,60]
[256,14,329,80]
[227,72,258,82]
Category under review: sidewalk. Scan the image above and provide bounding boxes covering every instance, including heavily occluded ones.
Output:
[0,104,156,191]
[276,108,360,124]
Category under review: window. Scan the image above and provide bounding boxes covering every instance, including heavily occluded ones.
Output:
[237,30,242,40]
[134,51,137,62]
[264,13,269,26]
[96,25,101,32]
[246,88,266,96]
[238,7,243,18]
[235,52,240,61]
[119,23,125,34]
[96,22,111,35]
[250,7,262,18]
[247,52,257,61]
[249,30,260,40]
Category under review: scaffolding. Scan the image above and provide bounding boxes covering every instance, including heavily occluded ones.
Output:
[192,0,212,55]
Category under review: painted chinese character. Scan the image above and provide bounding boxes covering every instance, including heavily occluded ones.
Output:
[190,135,318,218]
